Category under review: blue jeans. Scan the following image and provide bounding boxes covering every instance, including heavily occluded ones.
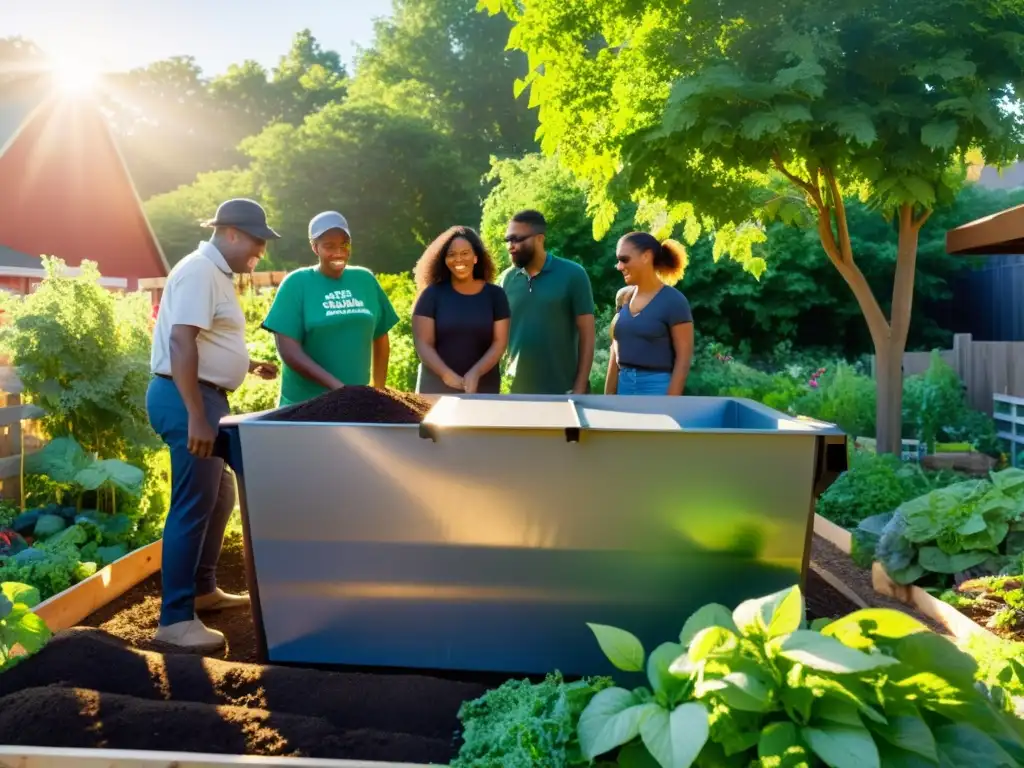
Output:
[617,367,672,395]
[146,376,236,626]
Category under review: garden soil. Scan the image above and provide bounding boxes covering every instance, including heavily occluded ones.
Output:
[268,385,433,424]
[0,533,946,761]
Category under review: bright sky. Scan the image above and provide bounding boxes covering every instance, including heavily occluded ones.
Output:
[1,0,391,77]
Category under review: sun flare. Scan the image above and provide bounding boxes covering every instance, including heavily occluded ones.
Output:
[50,56,101,95]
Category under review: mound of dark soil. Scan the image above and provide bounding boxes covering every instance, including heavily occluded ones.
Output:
[0,629,485,762]
[268,385,433,424]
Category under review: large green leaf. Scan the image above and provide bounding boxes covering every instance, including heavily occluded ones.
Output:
[1,582,41,609]
[921,121,959,152]
[682,626,738,666]
[932,723,1019,767]
[75,459,145,494]
[647,642,686,698]
[696,671,773,712]
[1,604,51,654]
[639,702,709,768]
[578,687,647,759]
[868,715,937,762]
[889,631,978,690]
[779,630,899,674]
[679,603,737,648]
[0,591,11,621]
[917,546,990,574]
[732,586,797,636]
[759,722,810,768]
[801,725,880,768]
[822,607,929,650]
[24,436,90,484]
[587,623,645,672]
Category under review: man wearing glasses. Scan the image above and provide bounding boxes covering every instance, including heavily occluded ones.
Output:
[500,209,596,395]
[148,198,280,651]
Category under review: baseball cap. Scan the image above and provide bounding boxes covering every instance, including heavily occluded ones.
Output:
[309,211,351,240]
[202,198,281,241]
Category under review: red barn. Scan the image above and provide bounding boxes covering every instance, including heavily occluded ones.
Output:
[0,75,168,293]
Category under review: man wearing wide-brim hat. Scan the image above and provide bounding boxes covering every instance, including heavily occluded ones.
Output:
[147,198,280,651]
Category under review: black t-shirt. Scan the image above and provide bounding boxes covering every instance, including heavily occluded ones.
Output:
[413,282,511,393]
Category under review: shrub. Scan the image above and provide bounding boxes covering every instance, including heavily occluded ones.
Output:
[0,258,159,464]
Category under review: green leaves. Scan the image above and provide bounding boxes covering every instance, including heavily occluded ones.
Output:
[732,586,801,638]
[578,688,649,759]
[588,623,645,672]
[0,580,52,670]
[802,725,879,768]
[826,107,877,146]
[778,630,899,674]
[639,703,709,768]
[921,121,959,152]
[25,437,145,496]
[678,603,736,648]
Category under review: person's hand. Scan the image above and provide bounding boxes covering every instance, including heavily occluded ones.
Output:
[250,361,278,380]
[187,415,217,458]
[442,370,465,390]
[463,370,480,394]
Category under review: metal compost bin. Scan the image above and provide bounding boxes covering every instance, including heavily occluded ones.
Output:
[219,394,847,676]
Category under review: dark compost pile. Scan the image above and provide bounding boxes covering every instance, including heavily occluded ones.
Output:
[269,385,433,424]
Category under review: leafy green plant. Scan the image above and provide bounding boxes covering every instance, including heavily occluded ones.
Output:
[0,581,51,671]
[855,468,1024,586]
[577,586,1024,767]
[818,447,966,532]
[0,258,159,464]
[939,575,1024,641]
[25,436,144,511]
[452,671,614,767]
[960,633,1024,718]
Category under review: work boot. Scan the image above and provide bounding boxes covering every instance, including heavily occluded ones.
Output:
[195,587,250,612]
[153,618,225,651]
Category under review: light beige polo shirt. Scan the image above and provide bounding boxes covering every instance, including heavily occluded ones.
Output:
[150,241,249,392]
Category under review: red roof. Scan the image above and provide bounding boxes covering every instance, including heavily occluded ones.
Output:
[0,80,168,287]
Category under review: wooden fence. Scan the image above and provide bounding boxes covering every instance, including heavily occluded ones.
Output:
[0,365,44,504]
[138,271,287,306]
[874,333,1024,415]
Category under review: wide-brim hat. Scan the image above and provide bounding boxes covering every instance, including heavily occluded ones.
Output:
[202,198,281,241]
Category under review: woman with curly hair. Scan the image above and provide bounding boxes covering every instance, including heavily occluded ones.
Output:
[605,232,694,396]
[412,226,511,394]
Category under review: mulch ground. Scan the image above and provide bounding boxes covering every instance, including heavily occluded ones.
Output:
[0,530,950,762]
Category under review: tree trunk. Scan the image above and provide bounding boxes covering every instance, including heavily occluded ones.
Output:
[875,205,925,455]
[874,344,903,455]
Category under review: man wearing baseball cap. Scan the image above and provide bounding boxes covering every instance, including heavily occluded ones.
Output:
[262,210,399,405]
[147,198,280,651]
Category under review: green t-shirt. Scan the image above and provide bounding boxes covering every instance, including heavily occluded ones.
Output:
[262,266,399,405]
[500,254,596,394]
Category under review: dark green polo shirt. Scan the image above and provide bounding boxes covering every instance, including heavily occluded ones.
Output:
[500,254,596,394]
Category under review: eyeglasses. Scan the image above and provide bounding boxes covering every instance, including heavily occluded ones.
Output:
[504,233,536,245]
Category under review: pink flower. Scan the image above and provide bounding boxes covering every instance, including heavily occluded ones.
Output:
[809,379,819,388]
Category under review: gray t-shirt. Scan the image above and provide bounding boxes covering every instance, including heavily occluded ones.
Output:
[614,286,693,371]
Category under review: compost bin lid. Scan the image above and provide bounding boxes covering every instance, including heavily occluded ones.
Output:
[422,396,582,430]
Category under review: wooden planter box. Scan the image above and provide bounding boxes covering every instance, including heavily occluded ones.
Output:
[33,539,162,632]
[812,513,1005,643]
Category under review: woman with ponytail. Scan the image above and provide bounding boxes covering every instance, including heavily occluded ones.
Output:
[605,232,694,396]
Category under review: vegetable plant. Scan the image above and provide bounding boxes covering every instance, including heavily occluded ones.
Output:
[854,467,1024,586]
[0,581,51,671]
[577,585,1024,767]
[452,671,614,767]
[25,436,145,513]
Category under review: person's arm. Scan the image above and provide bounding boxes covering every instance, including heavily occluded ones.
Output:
[464,319,510,393]
[570,266,597,394]
[668,322,694,396]
[372,333,390,388]
[412,315,464,389]
[274,333,344,389]
[169,324,216,458]
[605,339,620,395]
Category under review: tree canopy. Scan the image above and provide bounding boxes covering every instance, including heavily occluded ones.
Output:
[480,0,1024,451]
